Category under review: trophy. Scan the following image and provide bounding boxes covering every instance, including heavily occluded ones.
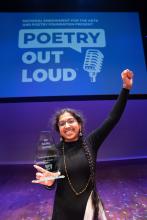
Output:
[33,130,65,183]
[35,130,59,172]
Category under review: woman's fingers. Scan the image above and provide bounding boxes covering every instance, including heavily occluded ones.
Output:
[121,69,134,90]
[33,164,46,173]
[32,164,61,186]
[33,164,60,177]
[36,172,44,179]
[121,69,133,79]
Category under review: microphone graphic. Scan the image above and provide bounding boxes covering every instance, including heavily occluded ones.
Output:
[83,49,104,82]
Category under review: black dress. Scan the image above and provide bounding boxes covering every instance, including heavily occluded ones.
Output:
[51,88,129,220]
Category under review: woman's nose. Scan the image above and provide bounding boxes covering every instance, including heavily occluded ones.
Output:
[65,122,70,127]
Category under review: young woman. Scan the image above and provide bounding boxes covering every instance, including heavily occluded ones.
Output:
[32,69,133,220]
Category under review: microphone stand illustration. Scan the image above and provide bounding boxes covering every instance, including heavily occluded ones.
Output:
[83,49,104,82]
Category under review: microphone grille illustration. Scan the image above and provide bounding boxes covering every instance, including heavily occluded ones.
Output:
[83,49,104,82]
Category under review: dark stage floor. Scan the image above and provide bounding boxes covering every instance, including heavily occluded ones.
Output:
[0,159,147,220]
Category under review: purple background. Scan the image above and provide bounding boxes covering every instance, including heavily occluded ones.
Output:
[0,94,147,164]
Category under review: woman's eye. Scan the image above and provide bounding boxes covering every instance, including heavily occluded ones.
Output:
[68,119,74,123]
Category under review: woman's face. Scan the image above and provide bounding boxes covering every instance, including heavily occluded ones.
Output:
[58,112,81,142]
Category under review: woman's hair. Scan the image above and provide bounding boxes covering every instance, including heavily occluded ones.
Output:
[53,108,99,220]
[53,108,84,132]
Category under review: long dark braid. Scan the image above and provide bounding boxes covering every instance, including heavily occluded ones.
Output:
[81,137,99,220]
[53,108,100,219]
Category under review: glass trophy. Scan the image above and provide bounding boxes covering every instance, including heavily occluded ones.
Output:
[35,130,59,172]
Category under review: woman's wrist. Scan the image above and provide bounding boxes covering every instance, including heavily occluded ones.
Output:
[123,83,132,90]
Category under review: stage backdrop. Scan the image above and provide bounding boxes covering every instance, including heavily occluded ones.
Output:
[0,12,146,98]
[0,98,147,164]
